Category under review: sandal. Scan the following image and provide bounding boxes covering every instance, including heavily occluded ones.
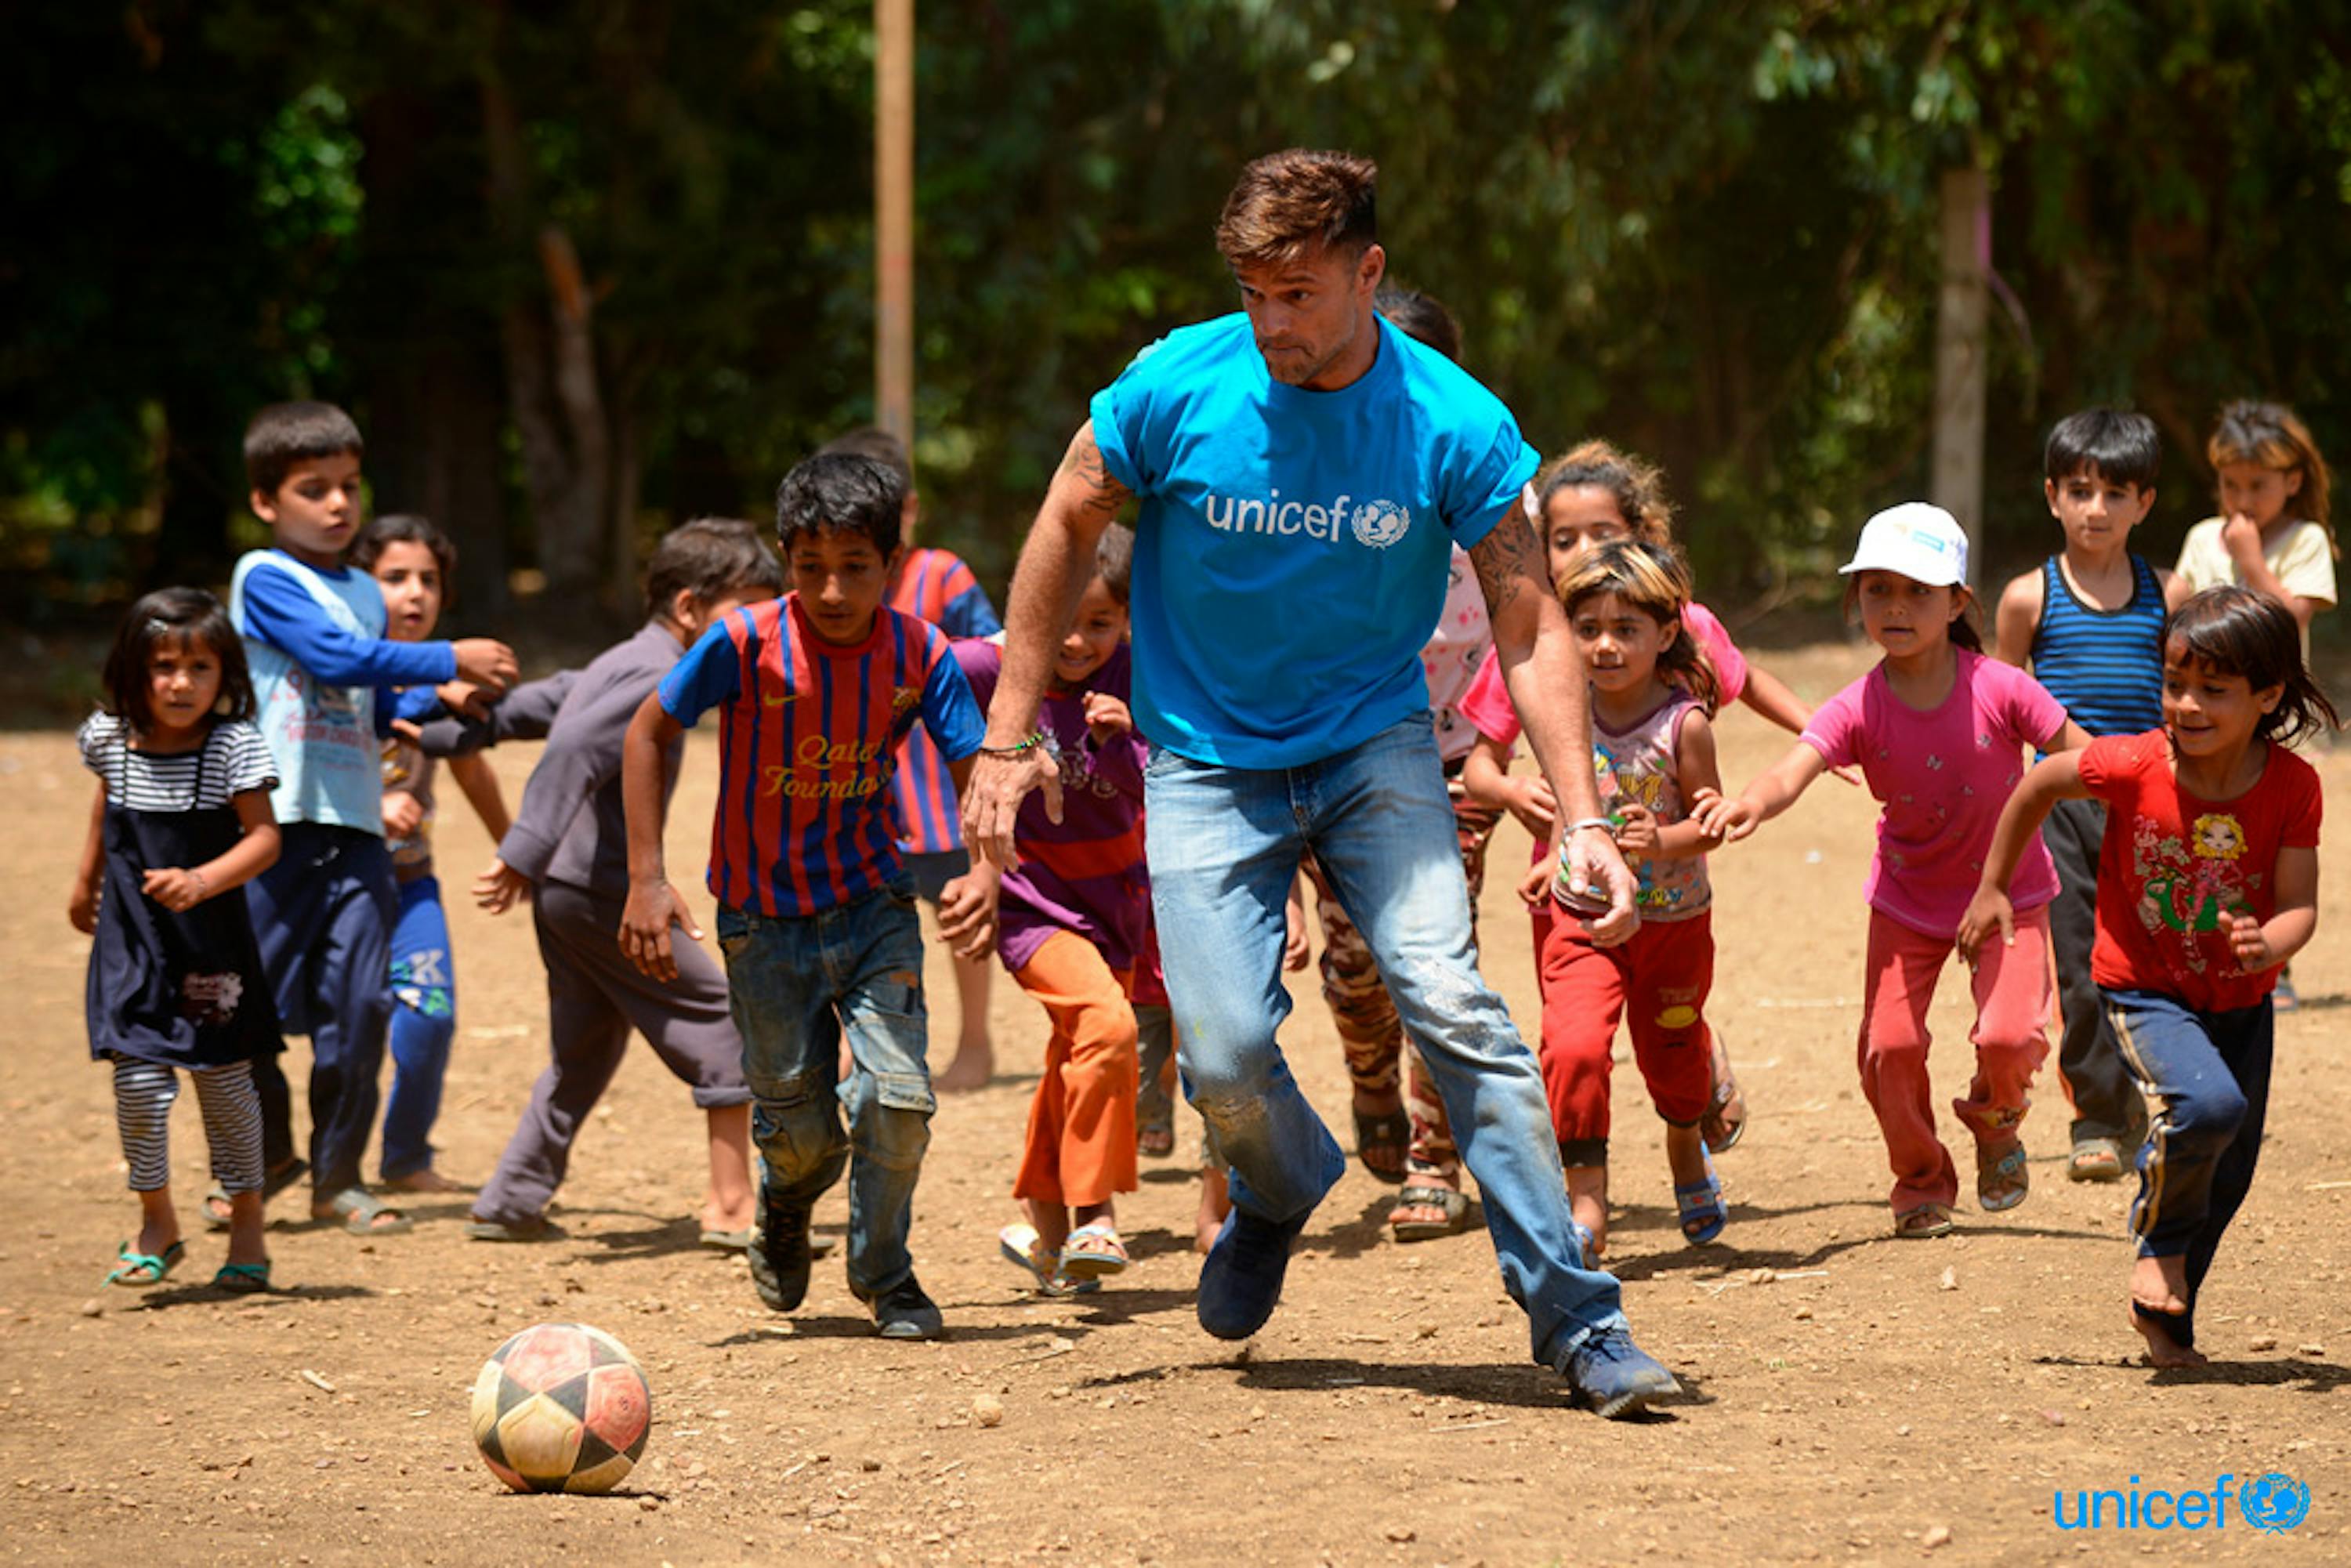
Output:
[211,1261,272,1294]
[1570,1219,1608,1268]
[1389,1184,1469,1243]
[996,1224,1097,1297]
[2067,1137,2128,1184]
[1893,1203,1954,1240]
[1673,1150,1728,1247]
[1352,1104,1411,1184]
[313,1187,412,1237]
[1700,1031,1747,1154]
[1978,1140,2030,1213]
[464,1214,558,1243]
[1057,1219,1131,1280]
[103,1239,184,1287]
[1137,1122,1176,1159]
[205,1157,308,1232]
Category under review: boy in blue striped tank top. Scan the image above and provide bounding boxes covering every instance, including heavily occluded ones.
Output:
[1992,410,2189,1182]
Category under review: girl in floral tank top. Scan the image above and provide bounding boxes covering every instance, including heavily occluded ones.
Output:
[1515,541,1731,1259]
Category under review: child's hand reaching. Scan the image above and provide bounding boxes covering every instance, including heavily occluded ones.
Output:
[382,791,425,839]
[451,639,520,695]
[2227,911,2281,973]
[435,679,492,720]
[1082,693,1132,742]
[1955,887,2014,965]
[1516,854,1552,910]
[141,866,213,913]
[473,857,531,914]
[1693,793,1761,842]
[1283,878,1311,972]
[936,864,1001,960]
[1614,804,1657,857]
[68,877,100,934]
[1505,776,1559,842]
[619,878,704,981]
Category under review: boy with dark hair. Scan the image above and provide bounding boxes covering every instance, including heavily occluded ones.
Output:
[618,454,991,1340]
[418,519,784,1246]
[227,400,517,1235]
[818,428,1005,1091]
[1993,408,2188,1182]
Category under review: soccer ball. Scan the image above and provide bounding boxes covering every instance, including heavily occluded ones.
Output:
[469,1323,652,1494]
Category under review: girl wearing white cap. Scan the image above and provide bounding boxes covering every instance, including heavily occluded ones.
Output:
[1697,505,2090,1239]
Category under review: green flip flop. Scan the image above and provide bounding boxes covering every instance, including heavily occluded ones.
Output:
[103,1239,185,1287]
[211,1261,272,1294]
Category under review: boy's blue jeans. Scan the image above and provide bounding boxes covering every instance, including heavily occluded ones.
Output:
[2104,988,2274,1309]
[1145,714,1628,1367]
[718,885,935,1298]
[380,875,457,1182]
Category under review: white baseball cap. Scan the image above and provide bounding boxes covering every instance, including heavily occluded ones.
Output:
[1839,502,1969,587]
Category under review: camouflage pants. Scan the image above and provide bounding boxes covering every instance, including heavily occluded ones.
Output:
[1300,777,1500,1183]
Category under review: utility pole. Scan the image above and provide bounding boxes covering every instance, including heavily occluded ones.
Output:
[875,0,915,448]
[1932,166,1990,567]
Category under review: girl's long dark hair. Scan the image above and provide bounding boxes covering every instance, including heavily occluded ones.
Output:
[101,588,256,737]
[2165,585,2340,746]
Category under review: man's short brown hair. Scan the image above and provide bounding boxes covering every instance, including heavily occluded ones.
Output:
[1215,149,1378,269]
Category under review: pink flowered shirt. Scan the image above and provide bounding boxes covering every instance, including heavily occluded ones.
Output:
[1800,649,2066,939]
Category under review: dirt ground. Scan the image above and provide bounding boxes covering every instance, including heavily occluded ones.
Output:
[3,637,2347,1567]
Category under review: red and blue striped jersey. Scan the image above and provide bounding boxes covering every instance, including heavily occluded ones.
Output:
[886,547,1002,855]
[657,594,985,917]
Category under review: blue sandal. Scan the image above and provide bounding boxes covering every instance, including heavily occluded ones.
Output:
[103,1239,184,1287]
[1674,1150,1728,1247]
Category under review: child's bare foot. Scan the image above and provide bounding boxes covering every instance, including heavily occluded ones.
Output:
[936,1041,994,1094]
[2129,1254,2204,1367]
[1194,1166,1231,1255]
[1566,1165,1609,1259]
[384,1168,470,1195]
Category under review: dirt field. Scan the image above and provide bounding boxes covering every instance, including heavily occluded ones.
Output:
[3,638,2346,1566]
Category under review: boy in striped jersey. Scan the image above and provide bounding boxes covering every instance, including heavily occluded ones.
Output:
[819,429,1005,1092]
[1993,410,2190,1182]
[618,452,991,1340]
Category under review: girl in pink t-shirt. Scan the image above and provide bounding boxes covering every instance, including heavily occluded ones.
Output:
[1702,504,2088,1239]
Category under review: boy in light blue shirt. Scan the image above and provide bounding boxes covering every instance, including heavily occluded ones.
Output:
[223,401,516,1236]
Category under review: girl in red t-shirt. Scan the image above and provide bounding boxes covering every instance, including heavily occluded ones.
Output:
[1961,586,2335,1367]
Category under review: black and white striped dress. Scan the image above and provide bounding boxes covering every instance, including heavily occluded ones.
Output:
[78,713,284,1069]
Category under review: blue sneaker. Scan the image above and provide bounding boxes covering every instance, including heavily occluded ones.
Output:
[1559,1327,1680,1418]
[1196,1206,1308,1340]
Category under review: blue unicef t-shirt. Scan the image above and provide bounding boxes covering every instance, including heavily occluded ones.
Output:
[1089,312,1538,768]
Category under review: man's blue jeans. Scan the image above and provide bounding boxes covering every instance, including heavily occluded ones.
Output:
[718,885,935,1298]
[1146,714,1627,1366]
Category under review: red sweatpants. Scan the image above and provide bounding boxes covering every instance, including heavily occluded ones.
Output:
[1538,910,1716,1162]
[1858,907,2051,1213]
[1012,930,1140,1208]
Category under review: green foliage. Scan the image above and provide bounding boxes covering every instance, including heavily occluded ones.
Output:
[5,1,2349,623]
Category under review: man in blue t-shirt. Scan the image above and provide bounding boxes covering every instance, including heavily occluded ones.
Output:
[963,149,1677,1418]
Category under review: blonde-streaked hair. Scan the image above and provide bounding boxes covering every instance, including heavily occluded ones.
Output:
[1556,539,1721,716]
[1531,439,1675,549]
[1215,149,1378,270]
[2208,400,2336,559]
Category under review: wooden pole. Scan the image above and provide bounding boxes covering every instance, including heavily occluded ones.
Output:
[875,0,914,448]
[1932,166,1989,570]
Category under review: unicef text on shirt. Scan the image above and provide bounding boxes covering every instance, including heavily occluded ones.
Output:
[1201,492,1414,550]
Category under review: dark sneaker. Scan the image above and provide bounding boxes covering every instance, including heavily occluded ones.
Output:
[1559,1327,1680,1419]
[749,1195,814,1312]
[1195,1207,1307,1341]
[855,1274,944,1340]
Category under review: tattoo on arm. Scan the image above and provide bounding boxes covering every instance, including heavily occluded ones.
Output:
[1469,509,1542,620]
[1056,427,1133,523]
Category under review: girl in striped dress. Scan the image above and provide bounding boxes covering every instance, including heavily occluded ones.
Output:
[69,589,284,1291]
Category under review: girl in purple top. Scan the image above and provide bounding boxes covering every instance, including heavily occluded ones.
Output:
[957,527,1153,1294]
[1703,505,2090,1240]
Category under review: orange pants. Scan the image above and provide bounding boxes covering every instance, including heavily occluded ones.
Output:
[1012,929,1140,1208]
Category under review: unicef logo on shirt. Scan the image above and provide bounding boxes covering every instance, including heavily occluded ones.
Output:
[2244,1473,2311,1534]
[1350,498,1412,549]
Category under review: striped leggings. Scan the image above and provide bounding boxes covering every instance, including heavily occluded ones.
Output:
[112,1059,264,1194]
